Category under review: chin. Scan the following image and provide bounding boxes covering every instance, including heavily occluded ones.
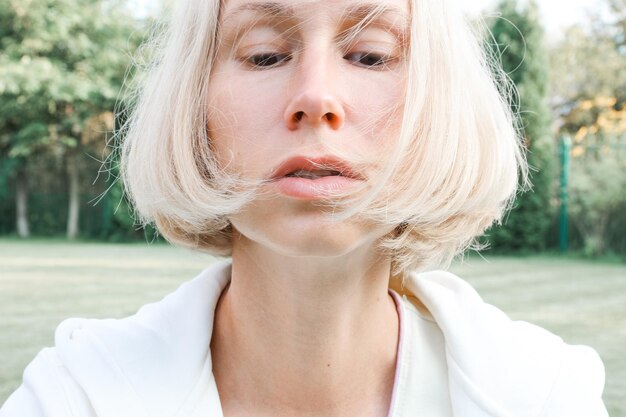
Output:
[274,226,371,257]
[231,211,388,259]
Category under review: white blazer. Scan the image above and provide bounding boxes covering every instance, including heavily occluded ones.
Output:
[0,260,608,417]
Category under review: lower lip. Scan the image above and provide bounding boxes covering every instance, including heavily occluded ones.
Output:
[273,176,363,200]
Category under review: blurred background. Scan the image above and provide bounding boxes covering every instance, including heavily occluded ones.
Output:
[0,0,625,414]
[1,0,625,255]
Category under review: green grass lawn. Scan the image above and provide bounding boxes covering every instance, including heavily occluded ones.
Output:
[1,239,625,415]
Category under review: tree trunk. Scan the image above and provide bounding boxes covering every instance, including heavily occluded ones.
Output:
[15,166,30,238]
[66,152,80,240]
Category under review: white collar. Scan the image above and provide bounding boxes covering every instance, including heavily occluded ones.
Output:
[53,259,605,417]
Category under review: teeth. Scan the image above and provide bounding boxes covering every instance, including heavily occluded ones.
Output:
[287,169,341,179]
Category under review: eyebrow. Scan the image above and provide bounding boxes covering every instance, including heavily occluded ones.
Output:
[222,1,409,30]
[342,2,409,27]
[223,2,294,23]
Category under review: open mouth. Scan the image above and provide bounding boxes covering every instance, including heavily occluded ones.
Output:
[271,156,361,181]
[284,169,343,180]
[270,156,363,200]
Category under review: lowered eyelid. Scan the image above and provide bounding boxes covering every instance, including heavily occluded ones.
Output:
[336,27,403,54]
[220,19,404,60]
[221,21,302,57]
[337,5,409,44]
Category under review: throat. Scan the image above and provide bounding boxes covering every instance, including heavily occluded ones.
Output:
[212,239,399,415]
[211,283,399,417]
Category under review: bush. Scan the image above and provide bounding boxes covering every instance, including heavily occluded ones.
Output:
[569,156,626,256]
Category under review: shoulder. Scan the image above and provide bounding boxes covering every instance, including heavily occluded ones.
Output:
[401,269,608,417]
[540,343,607,416]
[1,260,232,417]
[0,348,95,417]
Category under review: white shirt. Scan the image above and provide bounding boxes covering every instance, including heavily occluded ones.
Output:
[0,260,608,417]
[387,288,452,416]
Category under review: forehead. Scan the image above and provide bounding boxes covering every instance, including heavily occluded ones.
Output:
[220,0,410,27]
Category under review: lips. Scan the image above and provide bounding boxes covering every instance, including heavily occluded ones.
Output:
[269,156,364,200]
[270,156,362,181]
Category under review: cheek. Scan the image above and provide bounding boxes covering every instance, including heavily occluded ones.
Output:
[341,70,406,138]
[206,75,285,173]
[206,66,405,172]
[209,72,285,132]
[353,77,403,107]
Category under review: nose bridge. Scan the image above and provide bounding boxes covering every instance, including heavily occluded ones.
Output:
[284,43,345,131]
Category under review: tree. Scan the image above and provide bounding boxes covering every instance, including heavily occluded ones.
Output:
[550,0,626,137]
[569,155,626,256]
[604,0,626,51]
[549,0,626,255]
[551,26,626,113]
[484,0,556,251]
[0,0,141,239]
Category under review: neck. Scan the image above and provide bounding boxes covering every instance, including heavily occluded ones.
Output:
[210,232,400,417]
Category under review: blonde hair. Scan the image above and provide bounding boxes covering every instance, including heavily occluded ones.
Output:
[119,0,529,275]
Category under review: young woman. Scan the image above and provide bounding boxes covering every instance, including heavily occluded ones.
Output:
[1,0,608,416]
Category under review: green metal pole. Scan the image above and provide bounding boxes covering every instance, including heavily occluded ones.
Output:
[559,135,572,252]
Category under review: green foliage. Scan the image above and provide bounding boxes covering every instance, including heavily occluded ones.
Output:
[0,0,145,239]
[604,0,626,51]
[484,0,556,252]
[551,25,626,111]
[569,156,626,256]
[0,157,16,235]
[0,0,138,144]
[549,0,626,256]
[550,1,626,136]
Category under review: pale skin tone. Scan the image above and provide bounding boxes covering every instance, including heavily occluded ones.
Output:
[207,0,409,415]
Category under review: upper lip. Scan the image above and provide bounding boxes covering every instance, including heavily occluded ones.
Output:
[270,156,364,180]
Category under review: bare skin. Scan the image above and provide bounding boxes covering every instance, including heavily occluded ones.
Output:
[210,230,400,417]
[207,0,409,415]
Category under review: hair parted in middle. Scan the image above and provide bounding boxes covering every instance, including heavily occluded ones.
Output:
[119,0,529,275]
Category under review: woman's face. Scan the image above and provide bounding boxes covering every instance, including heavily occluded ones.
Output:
[207,0,409,257]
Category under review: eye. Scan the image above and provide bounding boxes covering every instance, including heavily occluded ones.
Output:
[345,52,393,69]
[247,53,291,68]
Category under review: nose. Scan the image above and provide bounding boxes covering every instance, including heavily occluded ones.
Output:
[283,53,346,131]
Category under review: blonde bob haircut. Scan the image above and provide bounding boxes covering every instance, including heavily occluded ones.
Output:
[120,0,529,276]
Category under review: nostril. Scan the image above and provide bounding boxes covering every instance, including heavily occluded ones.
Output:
[294,111,304,122]
[324,113,334,122]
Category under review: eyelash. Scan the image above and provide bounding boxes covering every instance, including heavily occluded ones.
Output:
[245,51,395,70]
[247,53,290,68]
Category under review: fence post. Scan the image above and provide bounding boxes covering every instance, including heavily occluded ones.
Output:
[559,135,572,252]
